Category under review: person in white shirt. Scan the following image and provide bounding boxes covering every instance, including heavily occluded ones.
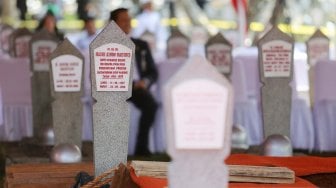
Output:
[76,16,100,141]
[132,0,167,62]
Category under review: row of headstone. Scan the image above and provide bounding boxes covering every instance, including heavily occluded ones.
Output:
[66,23,330,187]
[203,26,330,152]
[16,17,331,185]
[34,20,330,188]
[0,23,86,151]
[43,21,331,185]
[87,22,236,182]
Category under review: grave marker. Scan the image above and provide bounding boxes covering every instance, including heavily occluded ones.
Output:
[0,24,14,54]
[90,21,134,176]
[306,29,330,106]
[29,29,59,137]
[205,32,233,78]
[140,30,156,53]
[50,38,84,149]
[257,26,294,139]
[10,28,32,58]
[164,54,233,188]
[166,28,190,59]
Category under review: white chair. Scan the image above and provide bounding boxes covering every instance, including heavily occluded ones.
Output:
[312,59,336,151]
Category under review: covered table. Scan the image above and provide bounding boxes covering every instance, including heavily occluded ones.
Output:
[0,57,32,141]
[131,154,336,188]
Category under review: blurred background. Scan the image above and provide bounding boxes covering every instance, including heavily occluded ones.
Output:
[0,0,335,54]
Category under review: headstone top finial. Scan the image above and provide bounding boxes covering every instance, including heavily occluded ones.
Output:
[308,29,329,41]
[90,21,134,50]
[169,28,189,41]
[258,26,293,45]
[205,32,232,47]
[50,38,83,58]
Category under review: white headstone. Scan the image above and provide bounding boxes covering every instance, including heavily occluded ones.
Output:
[164,54,233,188]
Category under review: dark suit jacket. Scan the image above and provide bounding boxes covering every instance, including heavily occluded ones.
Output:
[131,38,158,88]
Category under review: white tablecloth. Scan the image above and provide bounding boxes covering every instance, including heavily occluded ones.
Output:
[0,57,33,141]
[231,59,263,145]
[312,60,336,151]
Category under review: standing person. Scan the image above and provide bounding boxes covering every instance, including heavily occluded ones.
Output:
[110,8,158,156]
[76,16,99,52]
[132,0,161,38]
[36,10,64,40]
[16,0,27,20]
[76,16,100,141]
[76,0,90,20]
[132,0,167,62]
